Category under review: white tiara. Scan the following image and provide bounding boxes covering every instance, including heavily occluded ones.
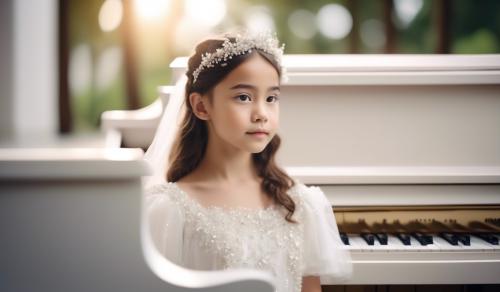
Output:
[192,32,285,84]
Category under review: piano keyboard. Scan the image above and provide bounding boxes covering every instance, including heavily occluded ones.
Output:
[344,233,499,253]
[330,216,500,285]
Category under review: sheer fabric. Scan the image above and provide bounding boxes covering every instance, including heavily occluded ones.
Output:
[145,181,352,292]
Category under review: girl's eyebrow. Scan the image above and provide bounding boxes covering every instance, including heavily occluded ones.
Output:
[229,83,280,92]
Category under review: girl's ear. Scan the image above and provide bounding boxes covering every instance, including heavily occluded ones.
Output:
[189,92,210,121]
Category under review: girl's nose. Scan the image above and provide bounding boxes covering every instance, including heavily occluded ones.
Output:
[252,102,268,123]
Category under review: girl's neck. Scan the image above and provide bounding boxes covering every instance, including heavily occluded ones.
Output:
[196,148,259,185]
[193,135,259,185]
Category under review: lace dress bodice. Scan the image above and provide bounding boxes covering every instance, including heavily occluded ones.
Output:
[145,182,351,292]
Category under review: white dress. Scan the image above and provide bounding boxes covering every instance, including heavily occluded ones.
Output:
[145,181,352,292]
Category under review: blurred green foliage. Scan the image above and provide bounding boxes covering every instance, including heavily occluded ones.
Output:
[68,0,499,132]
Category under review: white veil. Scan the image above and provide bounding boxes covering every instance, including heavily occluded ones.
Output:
[143,75,188,189]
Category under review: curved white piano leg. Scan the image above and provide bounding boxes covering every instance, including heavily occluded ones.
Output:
[0,154,275,292]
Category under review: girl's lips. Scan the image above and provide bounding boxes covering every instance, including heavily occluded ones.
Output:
[246,129,269,134]
[246,131,269,138]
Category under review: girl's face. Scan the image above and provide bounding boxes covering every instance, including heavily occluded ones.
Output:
[205,53,280,154]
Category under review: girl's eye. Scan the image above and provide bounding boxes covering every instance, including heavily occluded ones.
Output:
[236,94,251,102]
[267,95,280,103]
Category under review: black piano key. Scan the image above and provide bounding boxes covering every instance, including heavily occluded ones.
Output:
[361,233,375,245]
[374,233,388,245]
[457,234,470,246]
[411,232,432,245]
[407,221,433,244]
[412,234,426,245]
[340,232,350,245]
[423,234,433,244]
[476,233,499,245]
[439,232,459,245]
[396,233,411,245]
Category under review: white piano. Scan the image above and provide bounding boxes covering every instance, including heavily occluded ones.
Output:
[101,54,500,290]
[0,148,275,292]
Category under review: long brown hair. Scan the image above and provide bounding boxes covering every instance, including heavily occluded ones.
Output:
[166,34,296,222]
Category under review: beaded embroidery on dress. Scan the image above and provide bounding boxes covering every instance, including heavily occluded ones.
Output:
[145,181,352,292]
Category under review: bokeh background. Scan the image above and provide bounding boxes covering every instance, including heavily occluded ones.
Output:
[1,0,499,142]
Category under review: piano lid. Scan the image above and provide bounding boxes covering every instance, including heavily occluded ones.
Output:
[0,148,151,180]
[170,54,500,85]
[286,166,500,207]
[287,166,500,185]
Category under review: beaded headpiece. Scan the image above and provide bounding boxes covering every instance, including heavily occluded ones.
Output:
[192,31,286,84]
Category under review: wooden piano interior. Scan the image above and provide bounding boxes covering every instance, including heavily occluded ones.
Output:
[103,54,500,291]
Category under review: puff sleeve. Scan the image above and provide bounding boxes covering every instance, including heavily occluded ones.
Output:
[299,184,352,284]
[144,184,185,265]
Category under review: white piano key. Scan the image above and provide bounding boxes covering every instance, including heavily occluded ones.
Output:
[348,235,369,251]
[467,235,496,250]
[364,239,387,251]
[401,235,440,251]
[369,235,406,251]
[433,236,464,251]
[380,235,407,251]
[475,234,500,249]
[352,234,408,251]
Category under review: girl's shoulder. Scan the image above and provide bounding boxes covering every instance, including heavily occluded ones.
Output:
[144,182,185,206]
[288,180,331,213]
[145,181,177,196]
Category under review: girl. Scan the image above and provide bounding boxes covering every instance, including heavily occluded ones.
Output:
[144,31,352,292]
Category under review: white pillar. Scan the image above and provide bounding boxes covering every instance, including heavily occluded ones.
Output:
[12,0,58,143]
[0,0,14,139]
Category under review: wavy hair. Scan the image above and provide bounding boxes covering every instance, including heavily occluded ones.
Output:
[167,34,296,222]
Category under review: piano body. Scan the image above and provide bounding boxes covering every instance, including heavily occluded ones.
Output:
[101,54,500,290]
[271,54,500,287]
[0,148,275,292]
